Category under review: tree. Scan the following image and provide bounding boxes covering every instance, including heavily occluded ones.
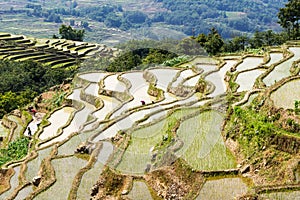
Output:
[142,49,177,65]
[224,35,249,52]
[195,33,207,47]
[107,51,141,72]
[193,28,224,55]
[249,30,287,48]
[58,24,85,41]
[278,0,300,39]
[176,38,206,56]
[72,1,78,8]
[204,28,224,55]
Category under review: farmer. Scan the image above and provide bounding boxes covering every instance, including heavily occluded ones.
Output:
[27,127,32,137]
[28,106,37,116]
[31,109,37,115]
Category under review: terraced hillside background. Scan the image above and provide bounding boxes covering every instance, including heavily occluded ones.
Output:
[0,34,300,200]
[0,32,118,69]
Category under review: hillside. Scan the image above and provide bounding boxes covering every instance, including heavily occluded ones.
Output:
[1,1,300,199]
[0,0,288,45]
[0,32,119,118]
[0,33,299,199]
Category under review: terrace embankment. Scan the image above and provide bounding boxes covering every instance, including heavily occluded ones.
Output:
[224,93,300,187]
[270,134,300,154]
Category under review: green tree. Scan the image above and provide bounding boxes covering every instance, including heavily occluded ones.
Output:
[142,49,177,65]
[278,0,300,39]
[44,13,62,23]
[223,35,249,52]
[249,30,287,48]
[176,38,207,56]
[124,11,148,24]
[195,33,207,47]
[107,51,141,72]
[58,24,85,41]
[204,28,224,55]
[194,28,224,55]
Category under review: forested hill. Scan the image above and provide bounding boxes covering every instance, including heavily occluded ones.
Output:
[0,0,288,44]
[153,0,288,37]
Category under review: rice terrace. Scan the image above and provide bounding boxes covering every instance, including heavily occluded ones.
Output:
[0,31,299,199]
[0,0,300,199]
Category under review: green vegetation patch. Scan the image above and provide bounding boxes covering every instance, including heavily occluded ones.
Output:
[224,101,300,184]
[227,106,280,157]
[107,46,177,72]
[0,137,30,167]
[0,60,74,118]
[163,55,189,67]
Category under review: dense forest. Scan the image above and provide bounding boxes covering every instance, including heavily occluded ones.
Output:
[25,4,150,31]
[153,0,287,36]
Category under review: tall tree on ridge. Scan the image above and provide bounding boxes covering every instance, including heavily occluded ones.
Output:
[278,0,300,39]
